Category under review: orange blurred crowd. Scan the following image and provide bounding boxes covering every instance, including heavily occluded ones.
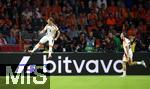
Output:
[0,0,149,52]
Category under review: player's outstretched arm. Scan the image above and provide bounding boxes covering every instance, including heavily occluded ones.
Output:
[39,26,47,34]
[55,30,60,40]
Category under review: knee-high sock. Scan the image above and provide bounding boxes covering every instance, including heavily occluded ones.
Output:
[122,62,126,75]
[136,61,142,65]
[31,44,40,52]
[48,47,52,57]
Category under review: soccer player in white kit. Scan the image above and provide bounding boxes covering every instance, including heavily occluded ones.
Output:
[29,17,60,59]
[120,33,146,77]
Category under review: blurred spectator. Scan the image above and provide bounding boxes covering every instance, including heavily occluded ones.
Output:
[87,9,98,22]
[85,32,96,52]
[67,26,79,40]
[22,8,33,20]
[107,1,117,16]
[108,32,122,52]
[127,24,137,38]
[106,14,116,26]
[101,32,115,52]
[57,32,71,52]
[78,1,88,14]
[76,33,86,52]
[77,13,88,30]
[9,25,20,43]
[52,0,61,18]
[148,45,150,52]
[0,0,149,52]
[6,32,16,44]
[0,33,7,45]
[97,0,107,9]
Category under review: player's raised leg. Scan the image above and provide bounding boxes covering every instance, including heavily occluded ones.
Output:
[29,43,41,53]
[128,59,147,68]
[29,36,47,53]
[28,43,41,54]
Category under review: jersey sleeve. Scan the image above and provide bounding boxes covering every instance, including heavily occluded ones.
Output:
[43,25,47,31]
[55,25,59,31]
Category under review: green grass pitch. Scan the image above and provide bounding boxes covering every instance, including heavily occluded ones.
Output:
[50,76,150,89]
[0,76,150,89]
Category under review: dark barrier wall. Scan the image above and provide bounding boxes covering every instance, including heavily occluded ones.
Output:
[0,52,150,76]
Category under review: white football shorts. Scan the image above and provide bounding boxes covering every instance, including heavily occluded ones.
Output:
[39,36,54,46]
[122,50,133,62]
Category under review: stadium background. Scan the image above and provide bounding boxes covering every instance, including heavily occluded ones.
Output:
[0,0,150,89]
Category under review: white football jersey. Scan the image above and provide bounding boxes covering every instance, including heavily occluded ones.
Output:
[123,37,132,54]
[44,24,58,38]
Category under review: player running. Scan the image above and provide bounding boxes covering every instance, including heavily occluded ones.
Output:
[120,33,146,77]
[29,17,60,59]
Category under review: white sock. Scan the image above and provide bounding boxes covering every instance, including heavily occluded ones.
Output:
[136,62,142,65]
[48,47,52,58]
[123,70,126,75]
[31,44,40,52]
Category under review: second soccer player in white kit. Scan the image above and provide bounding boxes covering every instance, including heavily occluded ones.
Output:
[120,33,146,77]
